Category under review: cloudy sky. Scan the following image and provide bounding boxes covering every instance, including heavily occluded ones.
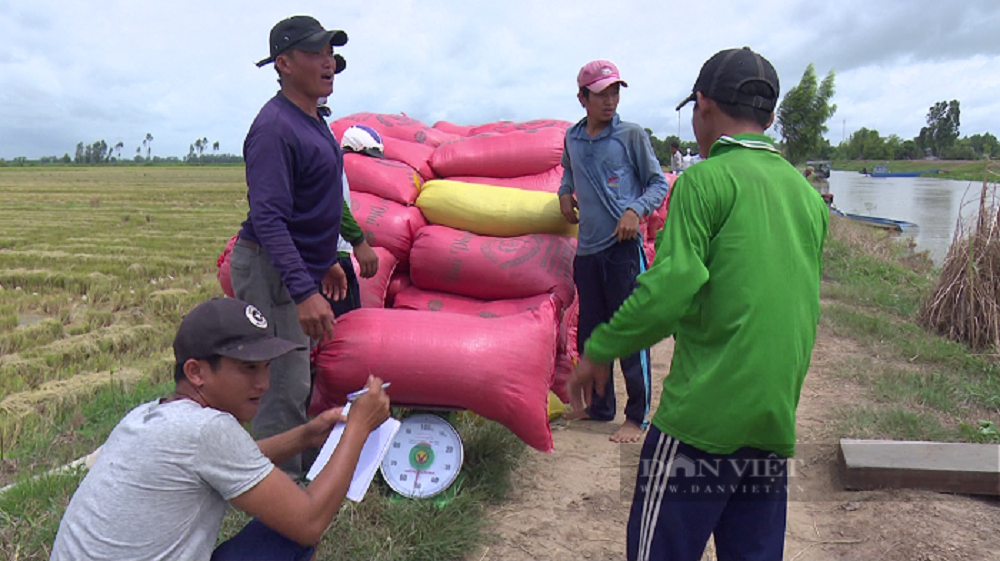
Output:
[1,0,998,159]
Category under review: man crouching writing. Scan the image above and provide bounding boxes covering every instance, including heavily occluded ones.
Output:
[50,297,390,561]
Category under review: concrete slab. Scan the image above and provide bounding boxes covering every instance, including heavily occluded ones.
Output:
[839,439,1000,496]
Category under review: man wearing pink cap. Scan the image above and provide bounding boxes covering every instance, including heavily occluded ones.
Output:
[559,60,669,443]
[572,47,828,561]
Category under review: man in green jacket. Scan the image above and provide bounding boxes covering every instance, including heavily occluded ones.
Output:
[570,47,829,561]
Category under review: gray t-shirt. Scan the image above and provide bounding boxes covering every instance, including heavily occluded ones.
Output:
[51,399,273,561]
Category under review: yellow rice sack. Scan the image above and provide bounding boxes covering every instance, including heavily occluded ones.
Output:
[547,391,567,421]
[416,179,577,237]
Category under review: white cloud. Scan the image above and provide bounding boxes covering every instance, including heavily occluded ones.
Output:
[0,0,998,158]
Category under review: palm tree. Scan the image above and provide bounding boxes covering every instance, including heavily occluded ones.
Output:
[145,133,153,161]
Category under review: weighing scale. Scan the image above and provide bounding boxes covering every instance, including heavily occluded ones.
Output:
[380,413,464,499]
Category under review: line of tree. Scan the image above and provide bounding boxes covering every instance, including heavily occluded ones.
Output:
[3,133,242,167]
[182,152,244,165]
[185,137,222,164]
[70,134,153,164]
[1,153,245,167]
[74,140,126,164]
[776,64,995,163]
[834,101,997,161]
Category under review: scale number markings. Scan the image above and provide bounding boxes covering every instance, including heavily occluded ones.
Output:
[381,414,464,499]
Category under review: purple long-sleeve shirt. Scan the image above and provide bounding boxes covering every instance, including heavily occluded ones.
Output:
[239,92,344,304]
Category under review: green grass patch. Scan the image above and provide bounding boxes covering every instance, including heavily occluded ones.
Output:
[0,377,173,561]
[821,215,1000,442]
[833,159,994,182]
[823,305,984,371]
[833,404,960,442]
[821,218,935,316]
[0,470,86,560]
[2,378,173,484]
[208,413,525,561]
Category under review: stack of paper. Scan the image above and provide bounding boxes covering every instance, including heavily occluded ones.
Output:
[305,403,402,502]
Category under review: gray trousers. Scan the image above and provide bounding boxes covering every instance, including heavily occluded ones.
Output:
[229,242,312,478]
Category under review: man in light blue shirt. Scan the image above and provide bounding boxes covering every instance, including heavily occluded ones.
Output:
[559,60,669,443]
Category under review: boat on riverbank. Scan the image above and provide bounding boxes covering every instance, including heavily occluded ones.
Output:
[829,205,919,232]
[868,164,939,178]
[806,160,831,179]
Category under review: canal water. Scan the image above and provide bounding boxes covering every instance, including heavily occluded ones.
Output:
[826,170,994,265]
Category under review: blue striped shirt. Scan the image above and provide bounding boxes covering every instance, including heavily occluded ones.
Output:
[559,114,669,256]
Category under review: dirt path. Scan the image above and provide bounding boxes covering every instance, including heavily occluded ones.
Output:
[474,327,1000,561]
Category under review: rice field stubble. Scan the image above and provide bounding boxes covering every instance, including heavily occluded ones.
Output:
[0,166,245,475]
[1,167,529,561]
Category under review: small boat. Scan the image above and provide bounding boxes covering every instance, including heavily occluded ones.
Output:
[830,206,919,233]
[868,164,939,178]
[805,160,831,179]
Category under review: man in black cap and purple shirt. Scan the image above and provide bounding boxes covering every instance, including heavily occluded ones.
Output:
[230,15,357,480]
[571,47,828,560]
[51,298,391,560]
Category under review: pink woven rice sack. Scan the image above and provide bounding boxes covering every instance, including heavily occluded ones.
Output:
[430,128,565,178]
[447,165,564,193]
[385,270,411,309]
[467,119,573,136]
[343,153,422,205]
[309,303,559,451]
[409,225,575,305]
[331,112,455,147]
[216,235,238,298]
[349,192,427,271]
[383,139,435,181]
[393,287,559,318]
[431,121,476,137]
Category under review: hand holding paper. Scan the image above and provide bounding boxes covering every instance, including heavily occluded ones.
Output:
[305,378,396,502]
[347,376,392,431]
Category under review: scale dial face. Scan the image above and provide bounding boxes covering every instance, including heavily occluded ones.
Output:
[380,414,464,499]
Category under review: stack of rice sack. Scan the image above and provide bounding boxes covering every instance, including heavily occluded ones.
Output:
[412,120,582,408]
[315,115,580,452]
[220,113,659,453]
[328,112,443,304]
[428,119,570,193]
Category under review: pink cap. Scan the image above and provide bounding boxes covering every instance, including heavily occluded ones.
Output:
[577,60,629,92]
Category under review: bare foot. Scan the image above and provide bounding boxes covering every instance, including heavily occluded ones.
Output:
[609,420,645,443]
[564,409,591,421]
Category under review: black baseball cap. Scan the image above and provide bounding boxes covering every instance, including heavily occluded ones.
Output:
[255,15,348,73]
[173,298,305,364]
[676,47,779,112]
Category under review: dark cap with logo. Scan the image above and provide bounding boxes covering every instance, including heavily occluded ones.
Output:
[256,15,348,74]
[676,47,779,112]
[173,298,305,364]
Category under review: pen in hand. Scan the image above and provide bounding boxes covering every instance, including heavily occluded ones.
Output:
[346,382,391,402]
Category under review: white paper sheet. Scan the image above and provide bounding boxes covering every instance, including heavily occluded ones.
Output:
[305,403,401,502]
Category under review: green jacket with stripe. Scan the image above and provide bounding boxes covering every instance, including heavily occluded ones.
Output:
[584,133,829,457]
